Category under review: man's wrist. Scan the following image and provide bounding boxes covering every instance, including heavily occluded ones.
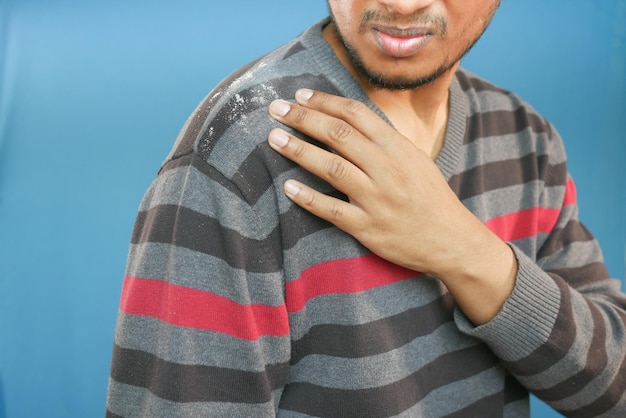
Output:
[437,229,518,325]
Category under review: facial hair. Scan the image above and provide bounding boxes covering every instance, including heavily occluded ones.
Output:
[327,3,500,90]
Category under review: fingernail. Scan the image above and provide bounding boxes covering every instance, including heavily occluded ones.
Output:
[268,130,289,148]
[284,181,300,196]
[296,89,314,102]
[269,100,291,117]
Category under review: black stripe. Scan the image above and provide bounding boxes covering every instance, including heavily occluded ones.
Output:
[148,153,339,253]
[545,263,611,289]
[131,204,282,273]
[457,70,555,144]
[230,141,316,206]
[110,345,289,404]
[533,298,608,402]
[561,310,626,417]
[282,40,307,60]
[230,142,286,205]
[456,70,509,94]
[279,345,499,417]
[291,292,455,364]
[234,136,349,205]
[281,198,336,250]
[544,160,568,188]
[441,392,504,418]
[504,373,528,404]
[178,130,337,207]
[503,278,576,376]
[449,154,551,201]
[160,147,297,207]
[538,221,600,260]
[160,152,247,200]
[464,107,552,145]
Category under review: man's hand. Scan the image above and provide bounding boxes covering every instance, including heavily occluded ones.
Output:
[268,89,517,324]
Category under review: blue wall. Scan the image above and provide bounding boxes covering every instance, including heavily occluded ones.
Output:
[0,1,623,417]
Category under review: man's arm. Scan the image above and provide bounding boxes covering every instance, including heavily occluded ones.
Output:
[267,89,626,415]
[267,89,516,325]
[106,153,290,417]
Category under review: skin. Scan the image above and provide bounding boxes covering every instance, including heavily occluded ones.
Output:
[267,0,514,325]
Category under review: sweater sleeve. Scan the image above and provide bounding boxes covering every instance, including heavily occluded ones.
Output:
[106,153,290,418]
[455,142,626,415]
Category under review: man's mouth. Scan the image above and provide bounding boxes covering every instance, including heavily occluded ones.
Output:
[374,27,433,58]
[372,26,433,58]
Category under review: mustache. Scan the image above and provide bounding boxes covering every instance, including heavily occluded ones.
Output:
[360,9,448,34]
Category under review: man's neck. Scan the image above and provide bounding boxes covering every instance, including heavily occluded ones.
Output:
[323,24,455,159]
[364,84,452,159]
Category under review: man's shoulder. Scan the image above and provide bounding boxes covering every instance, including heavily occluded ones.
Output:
[453,68,565,171]
[455,68,554,136]
[166,19,339,166]
[455,68,529,112]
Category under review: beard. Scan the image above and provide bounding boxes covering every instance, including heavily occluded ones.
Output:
[327,5,500,90]
[341,38,458,90]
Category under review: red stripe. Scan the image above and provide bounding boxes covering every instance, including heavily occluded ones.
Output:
[285,254,420,313]
[564,178,577,207]
[120,276,289,340]
[485,207,561,242]
[486,179,577,241]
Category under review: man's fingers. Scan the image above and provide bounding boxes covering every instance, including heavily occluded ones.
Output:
[282,180,362,233]
[293,89,396,148]
[268,99,374,168]
[268,128,368,194]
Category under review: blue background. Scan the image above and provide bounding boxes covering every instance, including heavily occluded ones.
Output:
[0,1,624,417]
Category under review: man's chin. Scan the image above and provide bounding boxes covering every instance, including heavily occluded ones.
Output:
[365,74,437,90]
[358,64,455,90]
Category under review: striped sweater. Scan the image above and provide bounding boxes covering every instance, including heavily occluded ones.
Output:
[107,18,626,417]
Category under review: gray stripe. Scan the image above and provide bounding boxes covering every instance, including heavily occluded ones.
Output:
[420,367,506,417]
[514,291,595,389]
[114,313,289,370]
[548,311,626,412]
[539,240,606,271]
[287,275,444,340]
[462,128,555,172]
[450,153,553,201]
[131,204,281,273]
[279,344,497,417]
[462,181,560,221]
[138,163,280,241]
[468,88,527,114]
[537,232,607,264]
[503,399,530,417]
[282,228,368,283]
[126,242,284,305]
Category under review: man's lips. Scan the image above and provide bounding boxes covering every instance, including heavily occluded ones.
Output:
[373,26,433,58]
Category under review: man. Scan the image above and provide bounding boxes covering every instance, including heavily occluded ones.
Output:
[107,1,626,416]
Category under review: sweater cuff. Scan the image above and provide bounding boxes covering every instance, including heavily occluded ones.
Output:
[454,245,562,362]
